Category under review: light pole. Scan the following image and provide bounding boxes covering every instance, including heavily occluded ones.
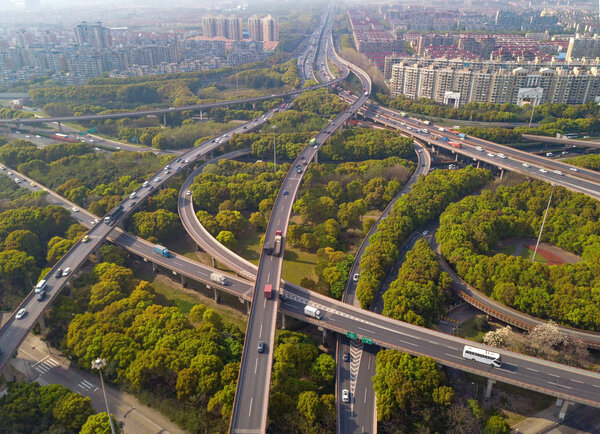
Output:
[92,358,116,434]
[532,185,554,263]
[272,125,278,173]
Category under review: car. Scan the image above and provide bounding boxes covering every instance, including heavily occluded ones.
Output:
[539,168,548,173]
[14,178,21,183]
[169,107,175,110]
[423,230,430,236]
[93,218,100,225]
[313,144,318,149]
[569,167,579,172]
[186,190,192,196]
[342,353,350,362]
[37,290,46,302]
[62,267,72,277]
[487,153,495,157]
[522,163,530,168]
[184,159,190,163]
[15,308,27,319]
[142,181,149,187]
[129,192,137,199]
[35,135,41,138]
[81,235,90,243]
[154,177,161,183]
[475,146,484,151]
[7,171,12,175]
[554,170,563,175]
[115,146,121,150]
[30,181,36,187]
[353,273,360,282]
[303,160,308,166]
[497,153,506,159]
[25,135,31,138]
[342,389,350,403]
[55,268,63,278]
[257,341,265,353]
[72,207,79,212]
[176,158,182,163]
[129,201,136,207]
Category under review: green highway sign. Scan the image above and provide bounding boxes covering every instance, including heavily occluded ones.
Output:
[346,332,357,339]
[361,337,373,345]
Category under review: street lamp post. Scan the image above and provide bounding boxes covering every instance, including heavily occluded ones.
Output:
[272,125,278,173]
[92,358,116,434]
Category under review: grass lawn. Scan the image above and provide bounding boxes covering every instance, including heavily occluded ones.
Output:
[135,265,248,331]
[497,244,547,264]
[457,316,486,343]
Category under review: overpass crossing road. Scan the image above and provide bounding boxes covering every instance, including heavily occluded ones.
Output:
[522,133,600,149]
[6,145,600,421]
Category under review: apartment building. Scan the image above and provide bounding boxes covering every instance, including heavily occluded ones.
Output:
[390,61,600,106]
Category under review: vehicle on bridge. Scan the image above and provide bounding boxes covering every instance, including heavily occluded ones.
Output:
[309,138,317,146]
[273,230,282,256]
[210,272,228,285]
[264,284,273,299]
[462,345,501,367]
[104,205,124,226]
[304,305,322,319]
[449,141,462,149]
[153,244,171,258]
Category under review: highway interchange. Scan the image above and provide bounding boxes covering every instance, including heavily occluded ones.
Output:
[1,5,600,433]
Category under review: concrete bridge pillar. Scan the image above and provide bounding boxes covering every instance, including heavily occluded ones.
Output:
[213,286,220,303]
[180,274,187,288]
[37,315,46,331]
[314,151,318,164]
[246,300,250,314]
[484,378,495,399]
[476,160,480,169]
[281,313,288,330]
[211,257,217,268]
[93,246,102,262]
[152,262,158,273]
[500,169,504,180]
[163,113,167,126]
[556,399,572,420]
[57,121,62,132]
[318,327,327,344]
[196,244,204,252]
[455,153,458,162]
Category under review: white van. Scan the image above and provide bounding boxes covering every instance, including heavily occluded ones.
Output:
[34,279,47,294]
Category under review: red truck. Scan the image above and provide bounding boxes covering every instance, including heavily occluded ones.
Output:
[448,141,462,149]
[264,284,273,299]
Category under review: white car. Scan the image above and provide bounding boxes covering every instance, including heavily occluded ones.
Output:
[522,163,530,168]
[16,308,27,319]
[35,135,41,138]
[342,389,350,403]
[72,207,79,212]
[554,170,563,175]
[62,267,72,277]
[487,153,495,157]
[569,167,579,172]
[154,177,161,183]
[186,190,192,196]
[129,192,137,199]
[497,153,506,159]
[475,146,484,151]
[353,273,359,282]
[539,168,548,173]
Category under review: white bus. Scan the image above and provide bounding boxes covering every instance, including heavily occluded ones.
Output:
[462,345,501,368]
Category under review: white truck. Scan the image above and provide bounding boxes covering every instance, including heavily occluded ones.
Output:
[210,272,228,285]
[304,305,322,320]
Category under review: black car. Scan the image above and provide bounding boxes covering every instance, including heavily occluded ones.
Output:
[258,341,265,353]
[55,268,62,278]
[343,353,350,362]
[37,290,46,301]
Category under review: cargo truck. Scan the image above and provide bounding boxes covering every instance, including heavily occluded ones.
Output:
[423,120,431,125]
[264,284,273,299]
[263,241,273,255]
[304,305,322,319]
[273,230,282,256]
[153,245,170,257]
[210,272,228,285]
[457,133,467,139]
[104,205,124,226]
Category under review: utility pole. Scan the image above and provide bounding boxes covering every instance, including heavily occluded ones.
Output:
[92,358,116,434]
[532,185,554,263]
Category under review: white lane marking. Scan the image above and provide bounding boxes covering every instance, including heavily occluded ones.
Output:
[267,272,271,281]
[263,298,266,309]
[260,324,263,337]
[497,368,515,375]
[367,357,371,370]
[254,358,258,374]
[526,367,539,372]
[444,353,463,360]
[571,379,583,384]
[548,381,572,390]
[399,339,418,347]
[357,327,375,334]
[548,373,560,378]
[593,385,600,388]
[363,387,367,403]
[248,397,253,417]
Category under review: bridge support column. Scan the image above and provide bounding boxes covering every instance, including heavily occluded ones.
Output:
[93,246,101,262]
[180,274,187,288]
[163,113,167,126]
[484,378,495,399]
[211,257,217,268]
[318,327,327,344]
[57,121,62,132]
[314,151,318,164]
[281,313,287,330]
[556,399,572,420]
[37,315,46,331]
[476,160,480,168]
[499,169,504,180]
[152,262,158,273]
[213,286,220,303]
[455,153,458,162]
[246,300,250,314]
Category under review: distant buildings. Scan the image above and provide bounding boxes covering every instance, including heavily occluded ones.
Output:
[248,15,278,42]
[566,35,600,61]
[75,22,112,49]
[389,59,600,106]
[202,16,243,41]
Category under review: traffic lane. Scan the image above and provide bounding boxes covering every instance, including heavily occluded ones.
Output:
[280,287,600,405]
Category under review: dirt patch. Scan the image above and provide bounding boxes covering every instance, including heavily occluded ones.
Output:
[497,238,581,266]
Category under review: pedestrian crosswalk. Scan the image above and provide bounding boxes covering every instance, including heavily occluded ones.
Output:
[35,376,50,387]
[78,379,98,392]
[33,357,59,374]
